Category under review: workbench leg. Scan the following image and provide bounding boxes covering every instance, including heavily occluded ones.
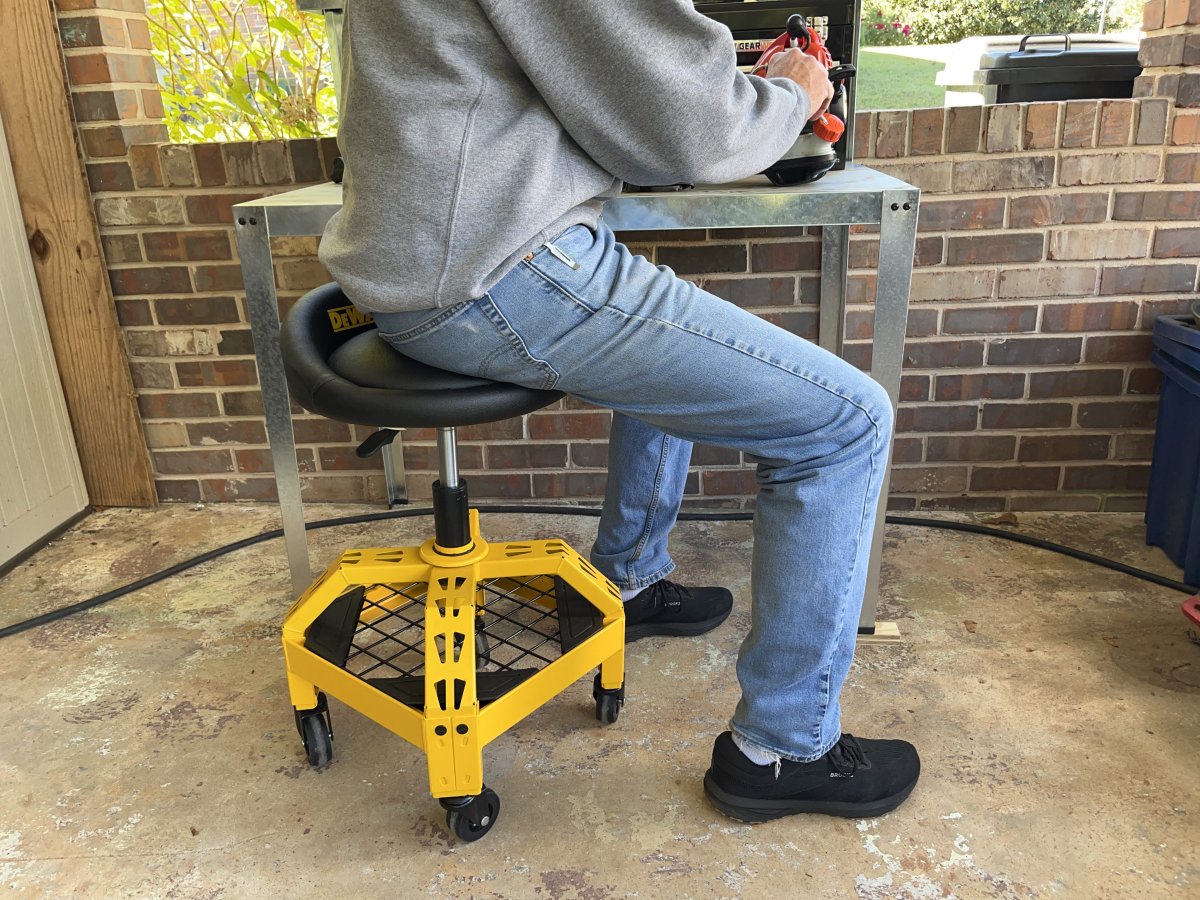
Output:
[236,208,312,596]
[859,190,918,631]
[818,224,849,356]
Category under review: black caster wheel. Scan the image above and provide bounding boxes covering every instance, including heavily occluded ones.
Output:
[294,693,333,767]
[442,787,500,842]
[596,693,621,724]
[593,673,625,724]
[475,631,491,667]
[451,631,491,668]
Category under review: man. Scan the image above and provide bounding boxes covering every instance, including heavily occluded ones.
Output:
[320,0,920,822]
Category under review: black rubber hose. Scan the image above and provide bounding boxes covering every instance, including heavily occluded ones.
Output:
[884,515,1198,595]
[0,506,1195,641]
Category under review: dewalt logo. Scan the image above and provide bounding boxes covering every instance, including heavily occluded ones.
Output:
[327,305,374,333]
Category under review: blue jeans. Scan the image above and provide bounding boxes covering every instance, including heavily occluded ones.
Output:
[374,222,894,762]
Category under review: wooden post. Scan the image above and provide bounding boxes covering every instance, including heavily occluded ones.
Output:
[0,0,156,506]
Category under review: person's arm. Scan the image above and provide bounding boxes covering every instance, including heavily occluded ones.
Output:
[478,0,814,186]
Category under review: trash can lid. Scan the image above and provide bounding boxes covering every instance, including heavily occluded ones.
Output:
[936,33,1141,87]
[1153,316,1200,377]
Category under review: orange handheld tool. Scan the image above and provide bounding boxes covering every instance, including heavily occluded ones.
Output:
[752,15,843,143]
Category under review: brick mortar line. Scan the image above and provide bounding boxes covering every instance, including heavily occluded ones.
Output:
[56,9,149,20]
[854,261,1187,274]
[855,330,1153,339]
[71,83,155,93]
[124,318,246,328]
[873,146,1104,168]
[114,296,243,305]
[1011,430,1151,437]
[644,228,1181,256]
[110,269,247,282]
[111,280,247,290]
[1142,62,1200,74]
[996,184,1127,195]
[61,46,155,58]
[1087,102,1103,147]
[894,397,1156,407]
[1051,102,1068,148]
[107,262,243,271]
[888,492,1138,502]
[222,456,1151,468]
[90,186,307,199]
[921,362,1152,375]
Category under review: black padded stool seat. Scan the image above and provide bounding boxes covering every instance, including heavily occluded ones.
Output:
[281,282,562,428]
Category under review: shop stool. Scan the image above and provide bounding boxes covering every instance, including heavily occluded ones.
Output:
[277,282,626,842]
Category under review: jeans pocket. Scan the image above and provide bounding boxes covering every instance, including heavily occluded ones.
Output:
[373,298,476,346]
[546,222,596,257]
[374,292,560,391]
[474,294,561,390]
[523,225,604,312]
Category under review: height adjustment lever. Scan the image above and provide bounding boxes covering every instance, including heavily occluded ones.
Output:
[356,428,400,458]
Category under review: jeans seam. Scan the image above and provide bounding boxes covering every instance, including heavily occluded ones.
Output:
[479,293,560,390]
[629,434,671,564]
[812,668,831,749]
[520,259,597,314]
[377,300,474,344]
[597,307,887,425]
[816,400,887,748]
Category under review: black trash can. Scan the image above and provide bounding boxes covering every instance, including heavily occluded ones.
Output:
[1145,314,1200,586]
[937,33,1142,106]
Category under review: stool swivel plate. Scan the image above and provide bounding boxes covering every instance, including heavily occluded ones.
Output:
[278,284,627,842]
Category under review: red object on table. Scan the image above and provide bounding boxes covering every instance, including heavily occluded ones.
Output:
[751,18,843,146]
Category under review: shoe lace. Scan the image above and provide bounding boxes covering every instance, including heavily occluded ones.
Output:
[649,580,690,612]
[827,734,871,777]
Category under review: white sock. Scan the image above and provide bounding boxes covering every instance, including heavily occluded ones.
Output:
[732,732,782,768]
[620,585,644,602]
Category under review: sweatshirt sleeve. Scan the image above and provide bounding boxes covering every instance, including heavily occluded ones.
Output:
[478,0,811,186]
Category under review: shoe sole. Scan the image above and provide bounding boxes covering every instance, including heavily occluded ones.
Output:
[702,770,917,822]
[625,607,732,643]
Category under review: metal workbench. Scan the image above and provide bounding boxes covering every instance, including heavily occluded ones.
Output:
[235,164,919,632]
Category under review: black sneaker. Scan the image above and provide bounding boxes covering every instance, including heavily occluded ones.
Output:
[703,731,920,821]
[623,580,733,643]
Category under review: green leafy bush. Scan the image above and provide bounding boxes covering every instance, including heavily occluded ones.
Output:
[861,3,919,47]
[863,0,1141,46]
[147,0,337,142]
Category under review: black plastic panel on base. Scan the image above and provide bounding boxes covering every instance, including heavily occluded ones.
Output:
[305,587,366,667]
[554,577,605,653]
[370,670,540,709]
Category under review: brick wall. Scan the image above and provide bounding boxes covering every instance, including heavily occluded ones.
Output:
[53,2,1200,511]
[826,98,1195,512]
[55,0,167,177]
[1137,0,1200,136]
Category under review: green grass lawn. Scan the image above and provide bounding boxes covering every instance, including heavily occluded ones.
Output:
[856,48,946,111]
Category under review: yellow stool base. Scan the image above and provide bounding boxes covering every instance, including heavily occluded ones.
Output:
[282,510,625,799]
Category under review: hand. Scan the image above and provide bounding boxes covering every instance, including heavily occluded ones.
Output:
[765,49,834,121]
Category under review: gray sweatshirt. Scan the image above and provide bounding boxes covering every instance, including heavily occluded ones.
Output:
[319,0,811,313]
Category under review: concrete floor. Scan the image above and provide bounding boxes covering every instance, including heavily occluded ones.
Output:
[0,505,1196,898]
